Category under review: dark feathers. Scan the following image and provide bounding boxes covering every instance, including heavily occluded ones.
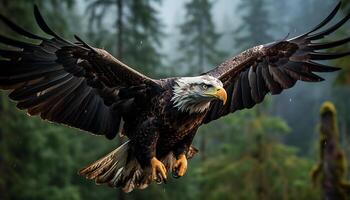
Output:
[204,2,349,123]
[0,6,156,139]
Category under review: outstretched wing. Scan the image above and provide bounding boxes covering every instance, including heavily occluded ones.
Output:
[203,2,349,123]
[0,6,158,139]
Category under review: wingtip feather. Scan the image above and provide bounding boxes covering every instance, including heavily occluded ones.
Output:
[0,10,46,41]
[291,2,342,40]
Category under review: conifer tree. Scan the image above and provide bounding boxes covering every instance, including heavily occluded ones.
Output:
[234,0,273,50]
[87,0,128,58]
[124,0,164,75]
[87,0,164,75]
[177,0,225,75]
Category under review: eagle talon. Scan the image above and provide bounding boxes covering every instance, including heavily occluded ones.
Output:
[172,169,180,179]
[151,157,167,183]
[172,154,187,178]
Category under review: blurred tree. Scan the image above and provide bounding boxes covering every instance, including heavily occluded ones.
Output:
[311,102,350,200]
[124,0,164,75]
[0,108,81,200]
[196,106,320,200]
[177,0,225,75]
[86,0,164,76]
[86,0,128,58]
[234,0,273,51]
[333,0,350,85]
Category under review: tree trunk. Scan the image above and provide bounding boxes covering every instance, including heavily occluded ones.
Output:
[318,102,349,200]
[255,110,269,200]
[198,18,204,74]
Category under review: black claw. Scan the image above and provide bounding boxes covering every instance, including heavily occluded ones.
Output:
[155,176,162,184]
[172,167,180,179]
[156,172,167,184]
[172,173,180,179]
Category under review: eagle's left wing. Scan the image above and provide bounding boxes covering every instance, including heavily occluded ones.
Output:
[203,2,350,124]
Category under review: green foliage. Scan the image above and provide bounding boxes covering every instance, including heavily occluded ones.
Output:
[331,1,350,86]
[0,98,81,200]
[191,105,321,200]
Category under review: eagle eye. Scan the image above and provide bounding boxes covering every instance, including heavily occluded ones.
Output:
[201,84,210,90]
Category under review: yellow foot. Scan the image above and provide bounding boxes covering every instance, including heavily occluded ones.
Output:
[151,157,167,183]
[172,154,187,178]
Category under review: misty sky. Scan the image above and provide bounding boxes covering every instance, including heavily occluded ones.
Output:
[157,0,242,62]
[74,0,243,63]
[74,0,340,59]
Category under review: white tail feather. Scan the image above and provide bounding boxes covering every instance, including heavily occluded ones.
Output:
[79,140,152,192]
[79,141,199,193]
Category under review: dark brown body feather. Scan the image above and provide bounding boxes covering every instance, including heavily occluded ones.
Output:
[122,78,204,166]
[0,6,201,168]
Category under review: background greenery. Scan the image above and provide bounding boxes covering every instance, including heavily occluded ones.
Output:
[0,0,349,199]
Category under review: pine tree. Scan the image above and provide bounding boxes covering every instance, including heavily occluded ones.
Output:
[87,0,128,59]
[234,0,273,51]
[177,0,225,75]
[87,0,164,76]
[124,0,164,75]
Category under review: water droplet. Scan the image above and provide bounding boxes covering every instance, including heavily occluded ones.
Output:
[289,98,292,102]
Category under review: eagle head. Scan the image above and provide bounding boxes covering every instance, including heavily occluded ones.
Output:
[171,75,227,114]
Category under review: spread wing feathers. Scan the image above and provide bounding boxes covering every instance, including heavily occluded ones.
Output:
[203,2,349,123]
[0,6,156,139]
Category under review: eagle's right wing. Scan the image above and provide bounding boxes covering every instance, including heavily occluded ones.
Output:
[0,6,158,139]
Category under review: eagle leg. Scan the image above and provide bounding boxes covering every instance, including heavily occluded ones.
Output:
[151,157,167,183]
[172,153,188,178]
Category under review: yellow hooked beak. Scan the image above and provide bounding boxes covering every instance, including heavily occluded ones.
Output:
[205,86,227,105]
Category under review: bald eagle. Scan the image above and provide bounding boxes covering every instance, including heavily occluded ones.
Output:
[0,3,349,192]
